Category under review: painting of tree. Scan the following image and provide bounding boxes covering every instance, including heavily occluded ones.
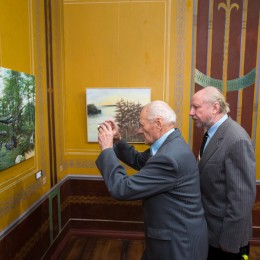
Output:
[86,88,150,142]
[0,67,35,171]
[114,99,143,142]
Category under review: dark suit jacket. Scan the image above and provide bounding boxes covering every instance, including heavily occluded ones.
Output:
[96,129,208,260]
[199,117,256,253]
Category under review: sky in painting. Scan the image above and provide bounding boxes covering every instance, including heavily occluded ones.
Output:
[86,88,151,107]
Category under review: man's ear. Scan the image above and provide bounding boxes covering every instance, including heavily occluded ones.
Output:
[155,117,163,129]
[212,102,220,114]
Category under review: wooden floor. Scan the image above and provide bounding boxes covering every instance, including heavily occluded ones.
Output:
[250,245,260,260]
[53,235,260,260]
[54,236,145,260]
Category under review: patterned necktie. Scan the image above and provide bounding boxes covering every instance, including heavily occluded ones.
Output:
[200,131,208,157]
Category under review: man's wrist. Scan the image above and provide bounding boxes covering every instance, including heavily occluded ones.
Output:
[113,135,122,143]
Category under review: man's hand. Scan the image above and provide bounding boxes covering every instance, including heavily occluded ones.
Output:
[106,120,122,142]
[97,121,114,150]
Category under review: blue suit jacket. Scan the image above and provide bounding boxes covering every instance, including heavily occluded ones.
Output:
[199,117,256,253]
[96,129,208,260]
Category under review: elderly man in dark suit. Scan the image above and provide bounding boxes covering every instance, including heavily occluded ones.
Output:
[190,86,256,260]
[96,100,208,260]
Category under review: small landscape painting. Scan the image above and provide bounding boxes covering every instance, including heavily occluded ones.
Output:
[86,88,151,142]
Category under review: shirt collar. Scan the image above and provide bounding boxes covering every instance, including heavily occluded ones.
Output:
[150,128,175,156]
[208,114,228,138]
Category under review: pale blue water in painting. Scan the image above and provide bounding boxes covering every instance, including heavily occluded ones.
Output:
[87,106,116,142]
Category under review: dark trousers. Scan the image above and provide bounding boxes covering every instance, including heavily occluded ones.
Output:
[207,244,249,260]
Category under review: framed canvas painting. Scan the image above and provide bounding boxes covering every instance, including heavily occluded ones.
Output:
[0,67,35,171]
[86,88,151,142]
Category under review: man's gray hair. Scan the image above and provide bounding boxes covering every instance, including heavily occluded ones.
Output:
[204,86,230,114]
[145,100,176,124]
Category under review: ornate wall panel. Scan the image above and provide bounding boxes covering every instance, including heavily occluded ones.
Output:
[0,0,51,231]
[53,0,194,178]
[192,0,260,178]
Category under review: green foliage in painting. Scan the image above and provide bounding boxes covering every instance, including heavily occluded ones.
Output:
[0,68,35,171]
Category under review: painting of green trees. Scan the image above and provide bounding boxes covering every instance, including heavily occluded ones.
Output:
[0,67,35,171]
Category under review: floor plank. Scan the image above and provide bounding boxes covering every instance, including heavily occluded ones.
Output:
[250,245,260,260]
[125,240,145,260]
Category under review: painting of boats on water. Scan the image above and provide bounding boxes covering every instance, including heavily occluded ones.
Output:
[86,88,151,142]
[0,67,35,171]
